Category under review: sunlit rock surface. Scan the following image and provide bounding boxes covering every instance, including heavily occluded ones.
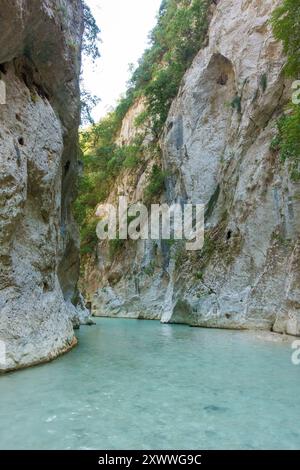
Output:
[0,0,86,371]
[83,0,300,336]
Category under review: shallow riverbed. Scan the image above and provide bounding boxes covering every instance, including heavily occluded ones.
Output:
[0,318,299,450]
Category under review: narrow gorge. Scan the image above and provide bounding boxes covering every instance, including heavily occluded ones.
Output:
[1,0,298,374]
[0,0,90,372]
[1,0,300,453]
[80,0,300,336]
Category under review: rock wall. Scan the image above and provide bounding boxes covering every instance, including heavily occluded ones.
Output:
[162,0,300,334]
[83,0,300,336]
[0,0,87,372]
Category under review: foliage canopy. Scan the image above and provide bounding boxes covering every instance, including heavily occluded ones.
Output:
[76,0,212,254]
[271,0,300,78]
[271,0,300,181]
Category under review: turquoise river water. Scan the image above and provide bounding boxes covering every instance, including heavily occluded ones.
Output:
[0,318,300,450]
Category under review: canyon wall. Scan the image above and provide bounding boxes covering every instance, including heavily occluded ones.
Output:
[83,0,300,336]
[0,0,88,372]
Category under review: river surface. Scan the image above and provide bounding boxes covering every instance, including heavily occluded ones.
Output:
[0,318,299,450]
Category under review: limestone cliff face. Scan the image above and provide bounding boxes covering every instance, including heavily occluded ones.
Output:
[84,0,300,336]
[162,0,299,334]
[0,0,86,372]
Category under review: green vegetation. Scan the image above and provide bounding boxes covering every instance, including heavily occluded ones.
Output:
[127,0,212,135]
[80,2,101,124]
[80,2,100,124]
[259,73,268,93]
[230,95,242,113]
[164,239,176,248]
[122,145,141,169]
[76,0,212,255]
[271,231,291,248]
[143,165,167,205]
[271,0,300,78]
[74,115,145,254]
[81,0,212,132]
[271,1,300,181]
[82,2,101,61]
[144,261,156,276]
[80,88,100,125]
[134,110,149,128]
[109,238,126,260]
[195,270,204,281]
[271,109,300,181]
[200,233,216,262]
[79,213,99,256]
[174,242,188,269]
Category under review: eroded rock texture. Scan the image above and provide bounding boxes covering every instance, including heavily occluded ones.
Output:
[0,0,86,371]
[162,0,300,333]
[83,0,300,336]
